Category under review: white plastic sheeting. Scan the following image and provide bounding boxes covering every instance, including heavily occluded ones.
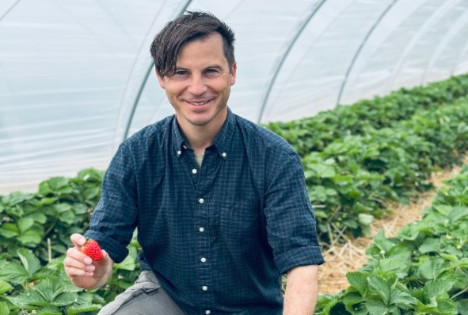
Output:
[1,0,468,193]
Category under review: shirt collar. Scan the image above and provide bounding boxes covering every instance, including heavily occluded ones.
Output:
[171,108,235,159]
[212,108,235,158]
[171,117,187,158]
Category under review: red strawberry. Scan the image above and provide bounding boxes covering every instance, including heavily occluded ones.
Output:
[81,239,103,261]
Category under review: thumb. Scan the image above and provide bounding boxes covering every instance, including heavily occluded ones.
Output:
[99,250,114,265]
[70,233,86,248]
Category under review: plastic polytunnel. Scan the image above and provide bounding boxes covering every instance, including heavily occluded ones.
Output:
[1,0,468,193]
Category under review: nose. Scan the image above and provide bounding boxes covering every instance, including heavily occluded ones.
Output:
[187,75,207,96]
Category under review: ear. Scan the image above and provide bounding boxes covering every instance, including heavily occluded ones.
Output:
[155,68,165,89]
[230,62,237,86]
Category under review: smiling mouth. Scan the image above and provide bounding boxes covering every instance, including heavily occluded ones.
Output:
[186,99,213,106]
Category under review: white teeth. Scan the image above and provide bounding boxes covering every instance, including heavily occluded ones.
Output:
[188,100,209,105]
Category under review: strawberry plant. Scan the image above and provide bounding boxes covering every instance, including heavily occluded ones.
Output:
[0,169,141,314]
[266,74,468,157]
[315,166,468,315]
[304,97,468,243]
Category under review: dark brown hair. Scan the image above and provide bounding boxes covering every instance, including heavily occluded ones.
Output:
[150,11,236,77]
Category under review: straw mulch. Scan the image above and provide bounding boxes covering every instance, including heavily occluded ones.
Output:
[318,160,466,295]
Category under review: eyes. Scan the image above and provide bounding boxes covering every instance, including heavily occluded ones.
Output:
[173,67,222,78]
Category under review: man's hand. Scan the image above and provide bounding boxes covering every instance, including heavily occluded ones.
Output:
[283,265,319,315]
[63,233,114,289]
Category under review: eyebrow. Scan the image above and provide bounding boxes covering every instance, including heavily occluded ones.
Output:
[175,64,224,70]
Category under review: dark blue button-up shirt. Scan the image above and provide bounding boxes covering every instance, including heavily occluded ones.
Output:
[85,109,324,314]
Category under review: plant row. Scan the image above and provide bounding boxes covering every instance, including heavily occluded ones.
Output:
[266,74,468,156]
[0,169,142,314]
[305,97,467,243]
[315,165,468,315]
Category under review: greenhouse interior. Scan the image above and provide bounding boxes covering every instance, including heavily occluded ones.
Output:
[0,0,467,314]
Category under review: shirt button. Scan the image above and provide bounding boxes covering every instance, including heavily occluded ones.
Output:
[222,152,227,158]
[177,150,181,156]
[198,198,204,204]
[201,257,207,263]
[202,286,208,291]
[192,168,197,174]
[199,227,205,232]
[205,311,211,315]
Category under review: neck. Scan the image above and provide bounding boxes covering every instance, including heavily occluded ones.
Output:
[186,128,215,154]
[177,111,227,155]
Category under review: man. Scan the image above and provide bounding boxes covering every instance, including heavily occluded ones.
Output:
[64,11,324,314]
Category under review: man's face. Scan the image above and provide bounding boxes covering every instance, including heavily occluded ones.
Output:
[157,33,236,131]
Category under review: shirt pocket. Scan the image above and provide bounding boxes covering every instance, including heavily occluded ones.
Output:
[218,199,261,248]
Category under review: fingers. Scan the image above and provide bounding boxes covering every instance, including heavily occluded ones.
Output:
[64,247,94,277]
[65,234,93,278]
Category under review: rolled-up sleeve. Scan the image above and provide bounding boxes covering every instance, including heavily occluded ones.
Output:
[264,149,324,274]
[84,142,138,263]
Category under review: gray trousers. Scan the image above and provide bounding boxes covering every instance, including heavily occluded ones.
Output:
[98,270,186,315]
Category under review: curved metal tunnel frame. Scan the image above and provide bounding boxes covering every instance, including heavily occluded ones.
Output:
[116,0,468,149]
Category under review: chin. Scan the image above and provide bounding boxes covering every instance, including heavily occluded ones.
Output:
[187,117,212,126]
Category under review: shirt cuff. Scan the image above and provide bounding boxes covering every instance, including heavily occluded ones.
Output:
[275,245,325,275]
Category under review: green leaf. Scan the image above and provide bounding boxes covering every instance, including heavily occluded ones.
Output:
[398,224,420,241]
[440,253,458,262]
[67,304,102,315]
[4,191,33,205]
[114,255,136,271]
[358,214,374,226]
[17,217,34,234]
[448,206,468,223]
[0,302,10,315]
[389,289,417,306]
[21,278,63,307]
[425,279,454,299]
[0,223,20,238]
[346,272,368,294]
[0,261,29,284]
[437,299,458,314]
[16,289,48,307]
[17,248,41,276]
[366,296,388,315]
[58,276,82,294]
[30,211,48,224]
[73,203,88,215]
[53,292,77,306]
[82,186,100,201]
[0,279,13,294]
[378,253,410,275]
[54,203,72,213]
[418,257,445,280]
[367,275,391,305]
[309,164,336,178]
[38,307,62,315]
[419,238,441,254]
[58,210,76,225]
[39,177,71,195]
[36,197,58,206]
[17,229,43,245]
[342,292,367,314]
[371,230,394,254]
[457,299,468,315]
